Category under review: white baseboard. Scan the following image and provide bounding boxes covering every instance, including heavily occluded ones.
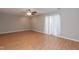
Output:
[1,29,79,42]
[32,30,79,42]
[57,35,79,42]
[32,29,46,34]
[0,29,31,34]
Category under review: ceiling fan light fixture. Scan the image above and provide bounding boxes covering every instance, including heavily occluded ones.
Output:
[25,9,32,16]
[26,12,31,16]
[25,9,37,16]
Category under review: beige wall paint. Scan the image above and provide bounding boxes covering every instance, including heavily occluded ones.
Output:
[0,8,79,40]
[0,14,31,34]
[31,8,79,40]
[59,8,79,39]
[31,15,45,33]
[31,13,57,33]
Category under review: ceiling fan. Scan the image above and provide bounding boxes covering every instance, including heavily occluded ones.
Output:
[25,9,37,16]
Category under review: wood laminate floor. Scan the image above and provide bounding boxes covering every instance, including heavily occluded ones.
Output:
[0,31,79,50]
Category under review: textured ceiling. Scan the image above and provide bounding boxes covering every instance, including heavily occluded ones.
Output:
[0,8,58,16]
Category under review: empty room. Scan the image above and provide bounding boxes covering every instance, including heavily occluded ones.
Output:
[0,8,79,50]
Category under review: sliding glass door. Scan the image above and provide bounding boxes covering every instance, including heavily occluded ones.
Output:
[44,14,61,36]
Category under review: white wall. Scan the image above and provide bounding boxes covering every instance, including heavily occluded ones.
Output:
[31,8,79,40]
[31,15,45,33]
[60,8,79,40]
[0,14,31,34]
[0,8,79,40]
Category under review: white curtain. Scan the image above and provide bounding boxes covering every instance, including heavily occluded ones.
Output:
[44,14,61,36]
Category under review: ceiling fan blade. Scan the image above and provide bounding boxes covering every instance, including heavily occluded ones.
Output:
[32,11,37,13]
[32,11,37,15]
[25,9,37,16]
